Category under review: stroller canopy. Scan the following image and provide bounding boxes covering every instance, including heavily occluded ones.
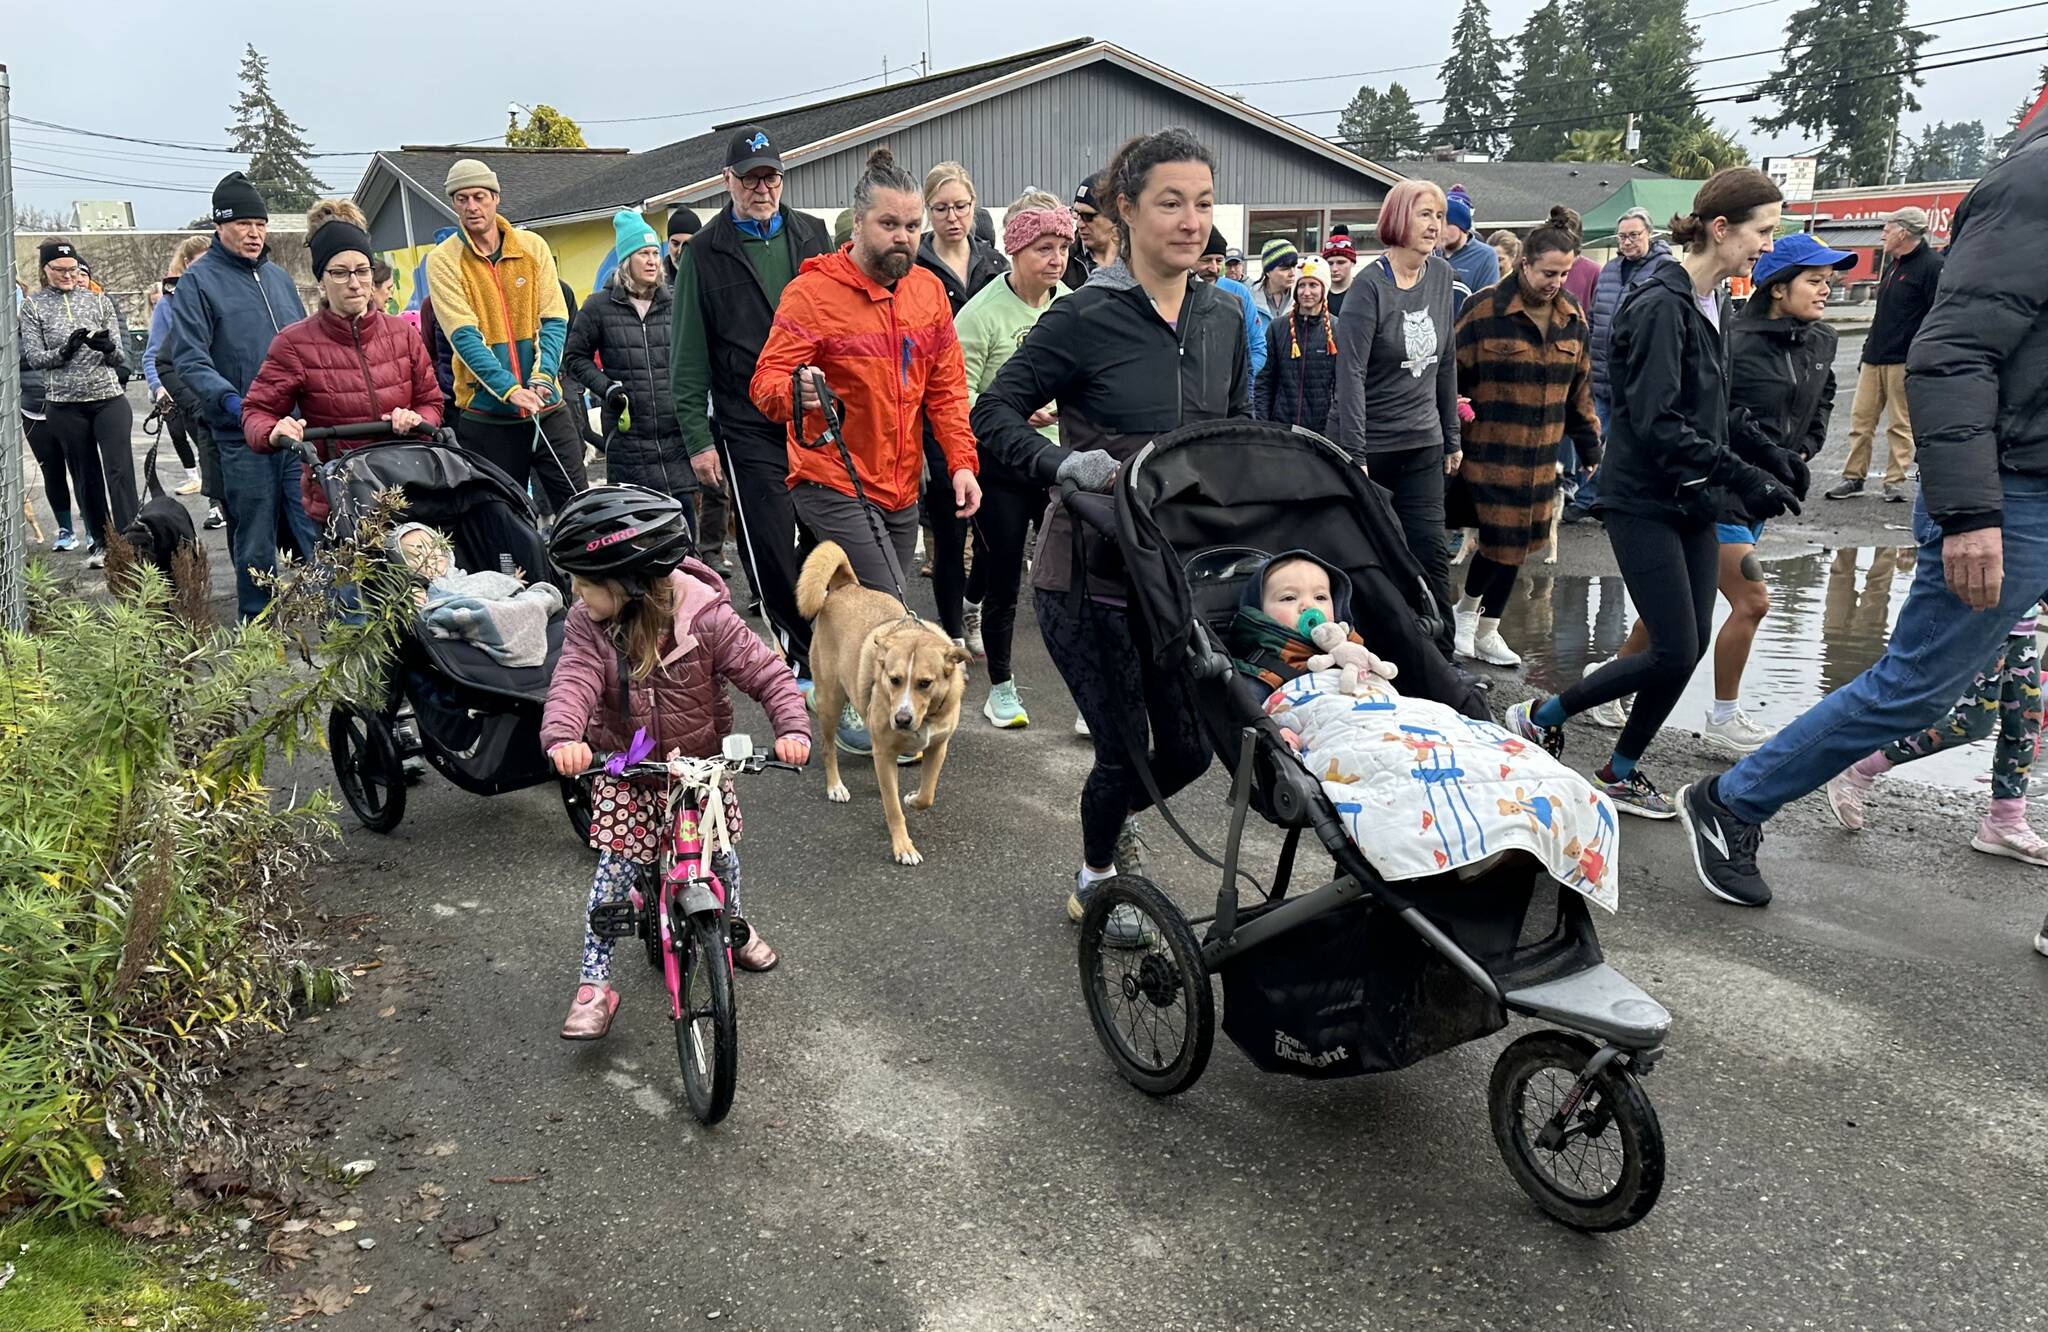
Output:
[1114,420,1483,718]
[326,442,562,593]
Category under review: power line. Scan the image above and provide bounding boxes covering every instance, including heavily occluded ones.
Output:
[12,163,218,194]
[1279,0,2048,117]
[574,66,922,126]
[1331,38,2048,152]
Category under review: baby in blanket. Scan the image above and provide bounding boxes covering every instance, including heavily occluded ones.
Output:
[391,522,564,669]
[1226,551,1619,910]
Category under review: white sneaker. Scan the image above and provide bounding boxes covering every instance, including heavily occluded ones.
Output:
[175,469,202,496]
[962,601,986,659]
[1971,818,2048,867]
[1073,714,1091,737]
[1453,608,1478,660]
[2035,916,2048,958]
[1471,621,1521,668]
[1701,708,1774,756]
[1581,660,1630,730]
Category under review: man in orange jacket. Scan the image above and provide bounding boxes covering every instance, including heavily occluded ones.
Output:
[751,149,980,597]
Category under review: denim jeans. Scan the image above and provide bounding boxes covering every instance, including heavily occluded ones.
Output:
[1571,399,1607,513]
[219,437,321,620]
[1719,474,2048,824]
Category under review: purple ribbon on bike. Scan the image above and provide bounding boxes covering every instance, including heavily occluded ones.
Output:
[606,728,655,777]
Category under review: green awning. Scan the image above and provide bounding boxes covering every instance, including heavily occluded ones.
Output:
[1582,177,1806,244]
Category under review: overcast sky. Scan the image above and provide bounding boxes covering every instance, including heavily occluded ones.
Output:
[7,0,2039,228]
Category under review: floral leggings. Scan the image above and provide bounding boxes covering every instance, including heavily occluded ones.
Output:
[578,772,745,986]
[579,849,743,985]
[1881,631,2043,801]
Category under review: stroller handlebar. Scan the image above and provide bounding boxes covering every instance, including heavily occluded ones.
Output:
[289,422,449,467]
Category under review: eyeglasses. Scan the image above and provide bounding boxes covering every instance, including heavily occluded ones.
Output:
[1073,208,1099,222]
[161,275,180,290]
[929,202,973,217]
[46,263,80,276]
[735,172,781,193]
[324,265,374,283]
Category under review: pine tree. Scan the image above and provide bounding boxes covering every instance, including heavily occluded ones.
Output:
[1505,1,1596,162]
[1604,10,1707,170]
[1337,86,1386,150]
[1435,0,1511,156]
[506,105,588,149]
[226,46,327,211]
[1903,120,1988,181]
[1753,0,1930,188]
[1336,83,1429,158]
[1994,63,2048,156]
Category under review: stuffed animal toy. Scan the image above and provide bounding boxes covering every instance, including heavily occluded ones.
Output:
[1306,619,1397,697]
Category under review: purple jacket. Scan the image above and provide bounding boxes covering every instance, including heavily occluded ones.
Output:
[541,562,807,758]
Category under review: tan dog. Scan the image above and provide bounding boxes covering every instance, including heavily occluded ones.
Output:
[796,541,969,866]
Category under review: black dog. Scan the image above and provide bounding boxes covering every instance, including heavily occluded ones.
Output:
[122,441,199,582]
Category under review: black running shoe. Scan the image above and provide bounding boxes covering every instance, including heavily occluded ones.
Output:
[1678,779,1770,907]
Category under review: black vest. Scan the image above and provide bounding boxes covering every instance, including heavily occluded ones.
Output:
[690,205,829,433]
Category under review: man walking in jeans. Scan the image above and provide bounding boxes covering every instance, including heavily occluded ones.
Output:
[1824,206,1944,503]
[424,159,586,512]
[168,171,310,619]
[1681,113,2048,947]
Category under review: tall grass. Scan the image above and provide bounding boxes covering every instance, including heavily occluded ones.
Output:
[0,496,408,1216]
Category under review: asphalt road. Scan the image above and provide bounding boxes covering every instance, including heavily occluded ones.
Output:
[39,340,2048,1329]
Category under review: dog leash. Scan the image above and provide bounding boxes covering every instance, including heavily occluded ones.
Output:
[789,365,915,612]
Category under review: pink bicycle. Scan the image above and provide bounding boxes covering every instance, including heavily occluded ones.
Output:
[580,734,794,1125]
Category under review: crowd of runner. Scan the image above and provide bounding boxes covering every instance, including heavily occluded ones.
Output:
[14,109,2047,961]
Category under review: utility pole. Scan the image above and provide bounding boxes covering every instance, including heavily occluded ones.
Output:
[925,0,934,73]
[0,63,25,630]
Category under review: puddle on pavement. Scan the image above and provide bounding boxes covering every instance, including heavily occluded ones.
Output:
[1495,544,2004,795]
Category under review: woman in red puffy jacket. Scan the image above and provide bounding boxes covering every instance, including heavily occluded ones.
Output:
[243,204,443,527]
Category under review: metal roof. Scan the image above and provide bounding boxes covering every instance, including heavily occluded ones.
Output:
[353,146,631,229]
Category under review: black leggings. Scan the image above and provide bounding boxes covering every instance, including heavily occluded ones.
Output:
[1372,443,1454,656]
[160,405,198,471]
[1557,512,1719,762]
[964,481,1038,684]
[922,435,969,640]
[25,415,73,531]
[1036,588,1211,869]
[1463,553,1520,618]
[46,396,137,547]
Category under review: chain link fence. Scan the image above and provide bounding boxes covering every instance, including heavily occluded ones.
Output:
[1,65,28,632]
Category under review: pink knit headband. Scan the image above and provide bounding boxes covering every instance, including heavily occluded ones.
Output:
[1003,206,1078,256]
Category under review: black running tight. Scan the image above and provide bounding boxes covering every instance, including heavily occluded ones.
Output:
[1557,512,1718,761]
[922,435,969,640]
[46,395,137,546]
[1035,589,1211,869]
[1462,553,1520,618]
[964,481,1037,684]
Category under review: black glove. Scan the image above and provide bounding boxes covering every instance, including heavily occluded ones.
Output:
[116,366,131,388]
[61,328,90,360]
[1758,447,1810,501]
[1730,463,1802,520]
[603,381,630,411]
[86,329,118,356]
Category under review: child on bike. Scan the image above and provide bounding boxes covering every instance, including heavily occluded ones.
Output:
[542,485,810,1040]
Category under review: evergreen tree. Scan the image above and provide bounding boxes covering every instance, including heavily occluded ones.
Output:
[1604,10,1707,170]
[1557,126,1627,163]
[1337,83,1429,158]
[226,46,327,211]
[1505,1,1595,162]
[1435,0,1511,156]
[1994,63,2048,156]
[1753,0,1930,188]
[507,105,588,149]
[1902,120,1988,181]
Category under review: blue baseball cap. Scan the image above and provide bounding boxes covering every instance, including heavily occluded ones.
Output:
[1751,231,1857,289]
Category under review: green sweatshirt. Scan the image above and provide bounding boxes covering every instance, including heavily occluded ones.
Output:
[669,227,802,457]
[953,273,1067,444]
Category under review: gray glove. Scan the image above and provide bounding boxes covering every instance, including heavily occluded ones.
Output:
[1054,449,1118,493]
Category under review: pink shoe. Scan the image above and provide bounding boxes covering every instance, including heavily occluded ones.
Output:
[1825,767,1874,831]
[560,983,620,1039]
[1971,819,2048,867]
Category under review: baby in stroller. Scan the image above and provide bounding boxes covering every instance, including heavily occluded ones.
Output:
[1226,550,1620,909]
[392,521,564,669]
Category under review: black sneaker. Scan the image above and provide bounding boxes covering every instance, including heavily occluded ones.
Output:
[1599,766,1677,819]
[1823,477,1865,501]
[1678,779,1770,907]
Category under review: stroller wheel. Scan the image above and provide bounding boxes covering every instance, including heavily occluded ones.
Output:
[328,703,407,833]
[1077,876,1213,1096]
[560,777,595,847]
[1488,1031,1665,1232]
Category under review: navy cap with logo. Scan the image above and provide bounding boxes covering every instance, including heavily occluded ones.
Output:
[725,126,783,175]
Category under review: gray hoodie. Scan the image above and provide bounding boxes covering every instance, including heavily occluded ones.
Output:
[19,285,126,403]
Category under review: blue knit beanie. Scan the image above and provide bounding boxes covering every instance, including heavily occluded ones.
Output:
[1445,184,1475,233]
[1260,237,1300,270]
[612,209,660,264]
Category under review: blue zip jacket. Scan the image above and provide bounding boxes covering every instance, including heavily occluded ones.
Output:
[166,237,306,436]
[1216,275,1266,378]
[142,293,176,395]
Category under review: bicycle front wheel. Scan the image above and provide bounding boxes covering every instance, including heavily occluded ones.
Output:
[675,916,738,1126]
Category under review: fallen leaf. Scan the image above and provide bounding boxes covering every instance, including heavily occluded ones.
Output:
[116,1214,175,1240]
[448,1239,487,1262]
[421,1142,458,1158]
[487,1175,536,1185]
[378,1006,396,1019]
[331,1218,358,1233]
[438,1214,499,1246]
[280,1219,312,1234]
[292,1284,353,1316]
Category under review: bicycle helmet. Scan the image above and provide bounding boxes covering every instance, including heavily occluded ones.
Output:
[547,484,693,593]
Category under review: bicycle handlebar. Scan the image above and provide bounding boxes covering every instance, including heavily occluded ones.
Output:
[573,752,803,781]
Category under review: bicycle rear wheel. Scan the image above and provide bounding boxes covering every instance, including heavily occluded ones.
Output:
[675,915,738,1125]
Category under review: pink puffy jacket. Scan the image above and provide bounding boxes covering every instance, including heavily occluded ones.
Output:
[540,562,807,760]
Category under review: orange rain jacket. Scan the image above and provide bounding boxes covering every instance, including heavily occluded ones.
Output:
[750,247,976,512]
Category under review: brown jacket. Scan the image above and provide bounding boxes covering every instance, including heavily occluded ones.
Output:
[1452,281,1601,564]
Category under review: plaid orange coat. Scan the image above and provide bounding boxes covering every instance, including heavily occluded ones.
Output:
[1452,281,1602,564]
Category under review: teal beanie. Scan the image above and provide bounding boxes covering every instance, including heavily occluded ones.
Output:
[612,209,660,264]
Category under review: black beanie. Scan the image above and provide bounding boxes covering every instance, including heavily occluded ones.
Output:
[310,220,375,279]
[666,206,701,239]
[1203,226,1228,259]
[211,172,269,224]
[37,239,78,268]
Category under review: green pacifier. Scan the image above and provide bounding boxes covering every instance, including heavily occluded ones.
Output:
[1296,608,1328,636]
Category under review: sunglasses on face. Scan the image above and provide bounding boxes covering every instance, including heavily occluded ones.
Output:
[161,275,180,290]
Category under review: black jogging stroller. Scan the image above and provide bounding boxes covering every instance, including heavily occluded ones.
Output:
[1067,420,1673,1232]
[295,424,586,839]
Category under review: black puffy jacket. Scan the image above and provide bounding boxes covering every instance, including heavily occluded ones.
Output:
[1718,311,1838,521]
[1906,113,2048,536]
[1253,308,1338,430]
[1597,258,1776,525]
[564,271,681,476]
